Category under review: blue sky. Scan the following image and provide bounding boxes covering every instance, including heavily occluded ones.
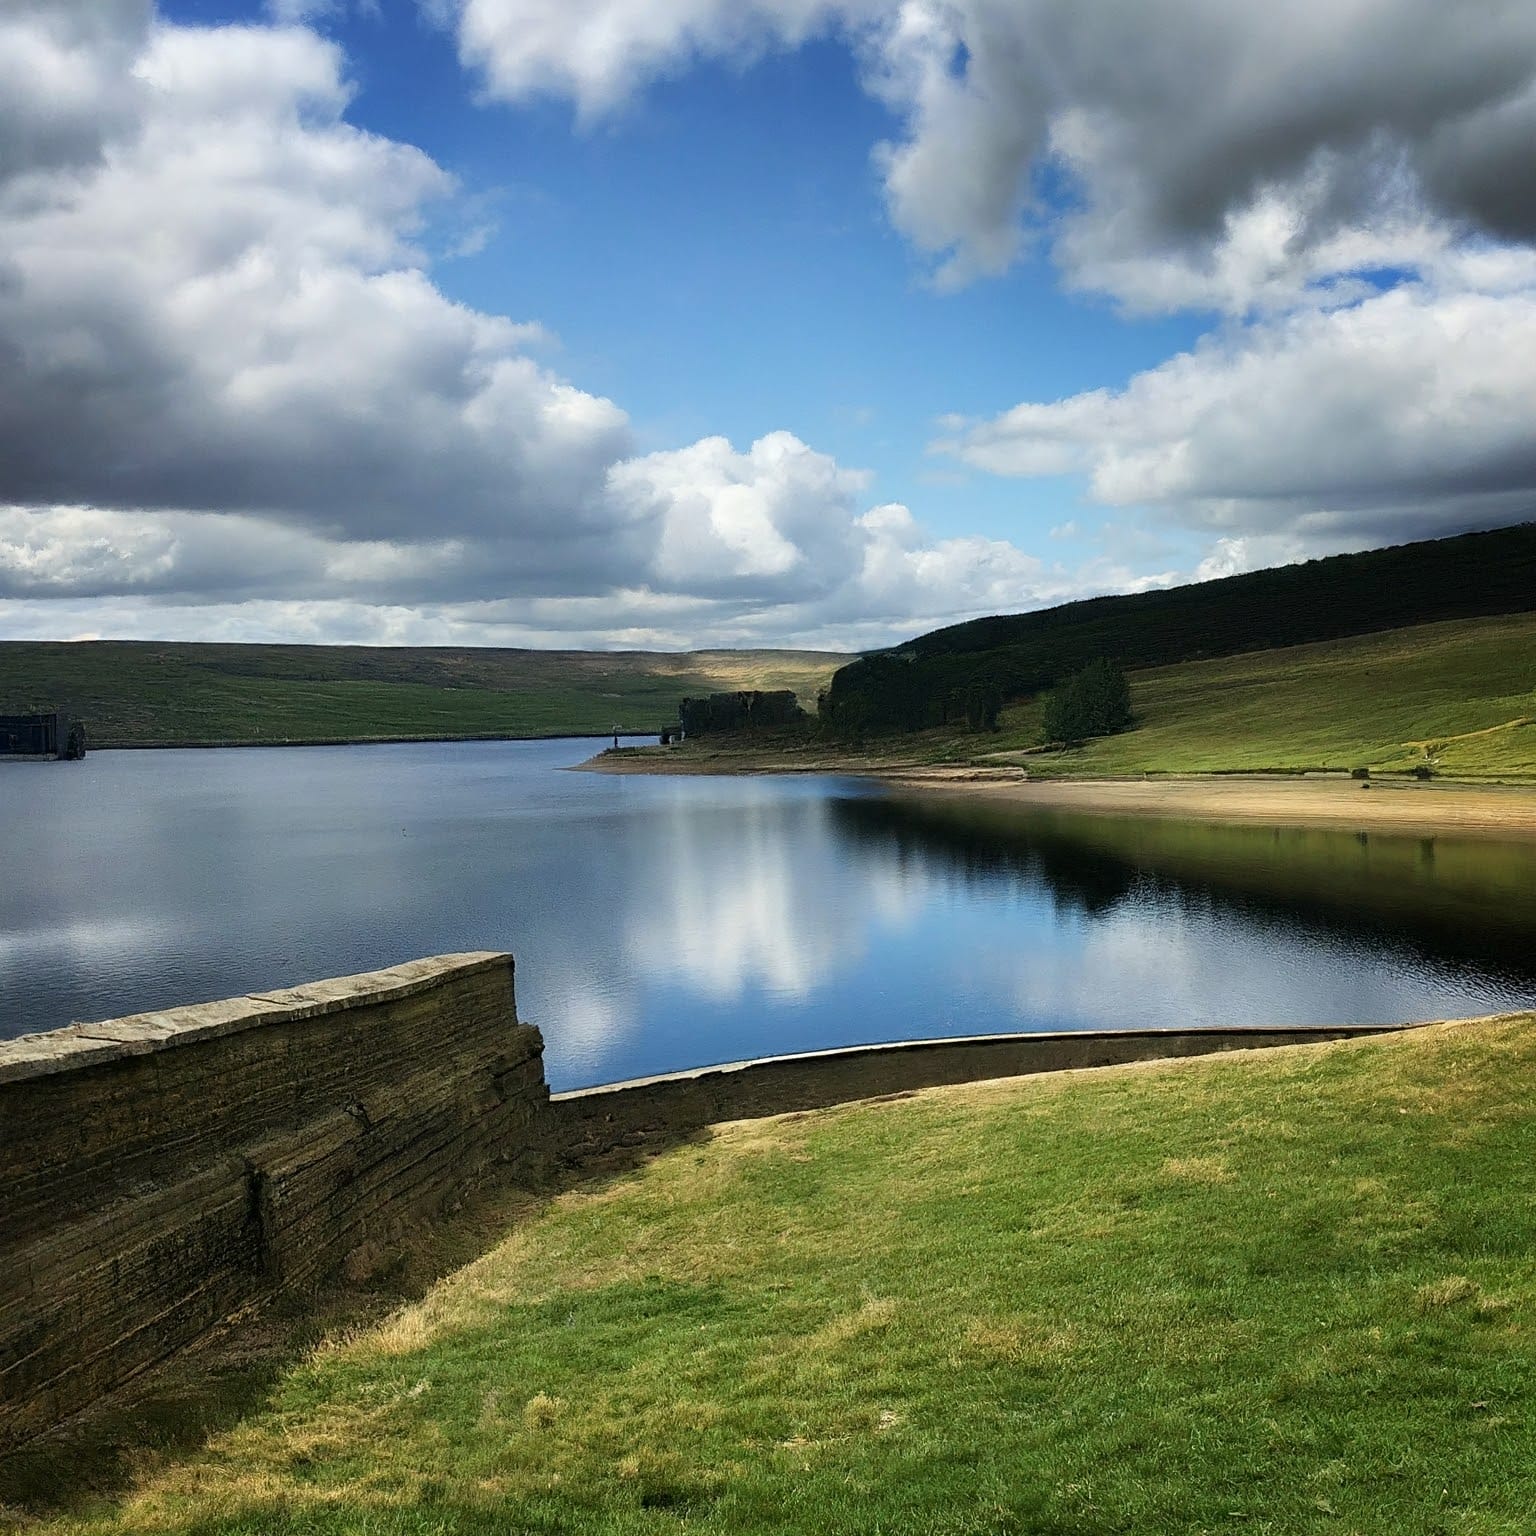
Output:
[208,2,1203,547]
[3,1,1535,649]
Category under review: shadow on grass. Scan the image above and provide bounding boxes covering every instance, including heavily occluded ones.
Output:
[0,1125,711,1520]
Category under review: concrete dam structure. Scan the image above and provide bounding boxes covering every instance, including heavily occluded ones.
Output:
[0,953,1413,1454]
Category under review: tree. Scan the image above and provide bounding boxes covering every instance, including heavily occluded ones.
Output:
[1041,659,1132,744]
[964,678,1003,732]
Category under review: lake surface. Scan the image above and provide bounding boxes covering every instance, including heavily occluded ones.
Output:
[4,738,1536,1089]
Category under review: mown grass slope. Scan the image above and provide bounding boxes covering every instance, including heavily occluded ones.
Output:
[20,1016,1536,1534]
[0,643,846,746]
[1003,610,1536,778]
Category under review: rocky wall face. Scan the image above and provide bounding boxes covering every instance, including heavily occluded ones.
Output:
[0,953,548,1454]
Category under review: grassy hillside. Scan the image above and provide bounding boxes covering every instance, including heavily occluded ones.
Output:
[610,610,1536,780]
[825,522,1536,735]
[0,643,846,747]
[994,609,1536,779]
[14,1016,1536,1533]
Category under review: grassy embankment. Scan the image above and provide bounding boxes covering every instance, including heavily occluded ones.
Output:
[605,610,1536,781]
[1006,610,1536,780]
[0,643,845,748]
[11,1016,1536,1534]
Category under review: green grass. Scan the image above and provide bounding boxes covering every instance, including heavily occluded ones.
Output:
[0,643,846,747]
[11,609,1530,773]
[626,610,1536,781]
[1007,611,1536,779]
[19,1017,1536,1534]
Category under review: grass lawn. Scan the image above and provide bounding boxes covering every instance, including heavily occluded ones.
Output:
[1004,611,1536,779]
[20,1015,1536,1535]
[0,644,846,747]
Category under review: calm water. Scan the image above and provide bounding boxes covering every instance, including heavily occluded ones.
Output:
[4,738,1536,1089]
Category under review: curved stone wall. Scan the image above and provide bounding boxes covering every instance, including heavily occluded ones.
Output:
[552,1021,1408,1156]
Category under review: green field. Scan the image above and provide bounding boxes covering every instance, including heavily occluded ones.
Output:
[616,610,1536,781]
[0,643,846,747]
[1001,610,1536,779]
[7,588,1531,773]
[14,1016,1536,1534]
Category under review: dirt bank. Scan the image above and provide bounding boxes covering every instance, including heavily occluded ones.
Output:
[581,746,1536,840]
[889,771,1536,842]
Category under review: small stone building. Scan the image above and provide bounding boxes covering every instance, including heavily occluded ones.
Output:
[0,712,85,760]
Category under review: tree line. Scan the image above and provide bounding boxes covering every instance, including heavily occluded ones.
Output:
[820,522,1536,740]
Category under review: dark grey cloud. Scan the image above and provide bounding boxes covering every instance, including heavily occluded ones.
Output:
[869,0,1536,303]
[0,20,638,577]
[0,0,149,186]
[443,0,1536,305]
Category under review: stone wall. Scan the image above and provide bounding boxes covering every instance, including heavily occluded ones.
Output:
[553,1023,1407,1160]
[0,951,1413,1454]
[0,954,546,1454]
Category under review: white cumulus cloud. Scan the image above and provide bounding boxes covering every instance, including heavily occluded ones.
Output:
[0,18,638,574]
[0,1,1094,647]
[609,432,870,596]
[940,284,1536,545]
[446,0,861,119]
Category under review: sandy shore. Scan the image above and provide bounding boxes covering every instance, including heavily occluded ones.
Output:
[885,771,1536,842]
[582,747,1536,841]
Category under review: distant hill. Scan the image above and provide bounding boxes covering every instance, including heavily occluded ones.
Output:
[824,522,1536,733]
[0,642,847,747]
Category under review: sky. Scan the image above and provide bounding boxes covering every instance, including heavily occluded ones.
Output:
[3,1,1536,652]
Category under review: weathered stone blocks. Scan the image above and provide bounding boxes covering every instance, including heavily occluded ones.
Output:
[0,953,546,1453]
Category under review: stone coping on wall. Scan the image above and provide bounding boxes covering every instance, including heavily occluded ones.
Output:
[551,1020,1416,1103]
[2,973,1418,1092]
[0,952,511,1084]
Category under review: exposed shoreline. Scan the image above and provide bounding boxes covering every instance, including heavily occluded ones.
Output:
[581,747,1536,841]
[899,772,1536,842]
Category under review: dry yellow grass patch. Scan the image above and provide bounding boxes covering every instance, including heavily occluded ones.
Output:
[1411,1275,1514,1318]
[806,1297,898,1351]
[521,1393,565,1429]
[960,1316,1080,1367]
[1156,1154,1233,1185]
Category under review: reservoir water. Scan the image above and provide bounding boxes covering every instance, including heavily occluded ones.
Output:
[3,737,1536,1088]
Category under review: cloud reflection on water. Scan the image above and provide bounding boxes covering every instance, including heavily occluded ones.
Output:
[4,742,1536,1092]
[623,783,934,1005]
